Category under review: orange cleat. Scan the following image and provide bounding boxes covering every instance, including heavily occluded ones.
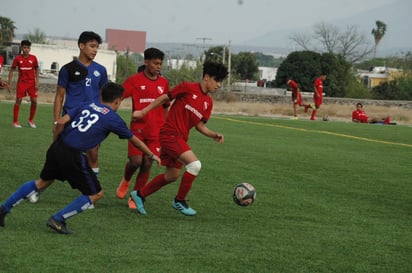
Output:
[128,197,137,209]
[116,178,130,199]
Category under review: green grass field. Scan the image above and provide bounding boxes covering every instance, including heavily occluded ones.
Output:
[0,101,411,273]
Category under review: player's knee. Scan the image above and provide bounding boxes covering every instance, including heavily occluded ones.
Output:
[185,160,201,176]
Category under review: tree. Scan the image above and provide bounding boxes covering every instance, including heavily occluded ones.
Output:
[290,22,373,64]
[0,16,16,44]
[275,50,356,97]
[24,28,48,44]
[371,20,387,58]
[231,52,259,80]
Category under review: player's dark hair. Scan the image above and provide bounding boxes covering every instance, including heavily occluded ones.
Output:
[21,40,31,47]
[78,31,102,46]
[144,48,165,60]
[356,102,363,107]
[203,61,228,82]
[101,82,124,102]
[137,64,146,72]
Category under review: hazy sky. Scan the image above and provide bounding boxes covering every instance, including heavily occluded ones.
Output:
[3,0,402,45]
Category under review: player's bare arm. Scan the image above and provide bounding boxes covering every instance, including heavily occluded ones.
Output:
[53,86,66,121]
[132,93,169,120]
[129,135,161,165]
[195,122,224,144]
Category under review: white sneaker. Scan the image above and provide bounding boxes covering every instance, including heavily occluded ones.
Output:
[28,121,37,128]
[13,122,22,128]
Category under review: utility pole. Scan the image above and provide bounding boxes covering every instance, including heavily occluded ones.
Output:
[196,37,212,62]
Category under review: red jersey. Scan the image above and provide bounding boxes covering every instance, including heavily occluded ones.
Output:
[11,54,39,83]
[123,72,169,137]
[162,82,213,141]
[0,55,4,72]
[314,77,324,98]
[352,109,368,123]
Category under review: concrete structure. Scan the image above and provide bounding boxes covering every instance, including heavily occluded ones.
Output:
[357,66,404,89]
[5,43,117,82]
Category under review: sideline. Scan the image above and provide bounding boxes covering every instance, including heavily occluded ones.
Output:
[215,116,412,148]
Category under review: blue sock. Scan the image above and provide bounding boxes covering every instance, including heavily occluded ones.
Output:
[52,195,92,222]
[2,180,37,213]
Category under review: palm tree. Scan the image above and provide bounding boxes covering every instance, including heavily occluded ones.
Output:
[0,16,16,44]
[371,20,387,58]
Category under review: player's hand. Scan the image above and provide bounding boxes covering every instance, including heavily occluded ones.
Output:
[149,154,161,166]
[132,110,144,120]
[214,133,224,144]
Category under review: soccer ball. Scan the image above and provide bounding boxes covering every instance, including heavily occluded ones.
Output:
[28,192,39,203]
[233,182,256,206]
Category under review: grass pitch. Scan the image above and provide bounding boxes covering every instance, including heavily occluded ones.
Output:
[0,102,411,273]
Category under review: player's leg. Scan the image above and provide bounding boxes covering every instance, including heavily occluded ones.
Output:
[171,150,200,216]
[117,141,143,199]
[13,97,23,127]
[86,145,99,175]
[28,92,38,128]
[0,179,53,227]
[47,152,101,234]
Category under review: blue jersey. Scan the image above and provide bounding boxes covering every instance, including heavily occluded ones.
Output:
[60,102,133,151]
[58,59,108,113]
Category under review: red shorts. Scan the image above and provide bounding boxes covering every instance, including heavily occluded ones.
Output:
[314,96,323,108]
[128,128,161,157]
[159,133,191,169]
[292,92,302,105]
[16,82,37,99]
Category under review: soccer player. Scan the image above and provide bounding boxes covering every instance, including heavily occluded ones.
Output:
[310,73,327,120]
[116,48,170,209]
[352,102,391,124]
[8,40,39,128]
[130,61,228,216]
[0,82,160,235]
[53,31,108,176]
[286,79,314,119]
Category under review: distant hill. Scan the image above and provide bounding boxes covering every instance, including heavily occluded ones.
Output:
[242,0,412,57]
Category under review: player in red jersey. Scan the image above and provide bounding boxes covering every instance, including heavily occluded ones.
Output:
[0,54,8,90]
[8,40,39,128]
[116,48,170,209]
[310,73,327,120]
[286,79,314,119]
[129,61,228,216]
[352,102,391,124]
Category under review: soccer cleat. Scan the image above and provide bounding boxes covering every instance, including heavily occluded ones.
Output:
[172,199,197,216]
[116,178,130,199]
[128,197,137,209]
[13,122,22,128]
[28,120,37,128]
[290,116,298,120]
[46,217,73,235]
[130,191,147,215]
[311,104,317,110]
[0,206,8,227]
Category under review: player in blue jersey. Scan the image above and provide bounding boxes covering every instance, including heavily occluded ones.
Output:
[53,31,109,177]
[0,82,160,234]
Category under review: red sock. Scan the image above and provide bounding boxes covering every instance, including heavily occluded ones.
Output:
[140,174,170,198]
[311,109,317,120]
[134,170,150,191]
[13,104,20,123]
[29,103,37,121]
[176,171,196,201]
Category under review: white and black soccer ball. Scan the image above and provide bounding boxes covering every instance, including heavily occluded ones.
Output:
[28,192,39,203]
[322,115,329,121]
[233,182,256,206]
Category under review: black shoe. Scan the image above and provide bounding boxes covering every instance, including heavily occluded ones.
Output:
[46,217,73,235]
[0,206,7,227]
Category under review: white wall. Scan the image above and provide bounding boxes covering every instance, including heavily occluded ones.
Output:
[30,43,117,81]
